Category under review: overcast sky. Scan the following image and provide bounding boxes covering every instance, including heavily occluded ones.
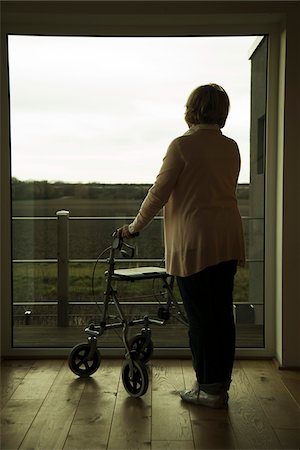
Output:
[8,35,257,184]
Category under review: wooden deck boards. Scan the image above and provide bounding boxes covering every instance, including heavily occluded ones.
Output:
[13,324,264,348]
[1,359,299,449]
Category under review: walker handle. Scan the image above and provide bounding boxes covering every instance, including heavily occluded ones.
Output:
[111,230,139,251]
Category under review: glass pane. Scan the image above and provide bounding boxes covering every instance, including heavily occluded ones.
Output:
[9,35,266,349]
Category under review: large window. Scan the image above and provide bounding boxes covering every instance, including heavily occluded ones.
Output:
[8,35,266,349]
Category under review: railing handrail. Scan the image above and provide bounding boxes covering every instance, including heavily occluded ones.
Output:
[14,301,263,306]
[12,215,264,220]
[12,215,164,220]
[12,258,264,263]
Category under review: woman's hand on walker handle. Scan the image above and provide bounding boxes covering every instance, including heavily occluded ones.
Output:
[117,224,139,239]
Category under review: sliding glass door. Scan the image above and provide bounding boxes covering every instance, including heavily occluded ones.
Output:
[8,35,266,350]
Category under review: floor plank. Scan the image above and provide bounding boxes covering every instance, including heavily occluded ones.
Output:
[1,360,64,450]
[240,360,300,429]
[152,441,194,449]
[19,362,85,450]
[278,366,300,406]
[151,360,193,443]
[274,428,300,449]
[228,361,283,449]
[1,360,33,407]
[1,398,44,450]
[10,359,64,401]
[107,361,151,450]
[64,360,121,450]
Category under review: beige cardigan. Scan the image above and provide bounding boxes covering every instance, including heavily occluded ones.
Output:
[130,124,246,277]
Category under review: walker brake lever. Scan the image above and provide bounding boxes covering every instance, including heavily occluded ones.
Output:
[121,243,135,258]
[112,231,123,250]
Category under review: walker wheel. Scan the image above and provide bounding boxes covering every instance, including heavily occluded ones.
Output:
[122,360,149,397]
[68,343,101,377]
[128,334,154,363]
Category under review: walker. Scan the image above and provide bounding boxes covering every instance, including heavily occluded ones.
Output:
[68,231,188,397]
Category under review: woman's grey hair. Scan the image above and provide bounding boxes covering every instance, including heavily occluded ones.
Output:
[185,83,230,128]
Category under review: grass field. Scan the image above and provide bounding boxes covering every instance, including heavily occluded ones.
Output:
[13,261,249,304]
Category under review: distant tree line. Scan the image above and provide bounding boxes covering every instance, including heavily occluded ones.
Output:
[11,178,151,201]
[11,178,249,201]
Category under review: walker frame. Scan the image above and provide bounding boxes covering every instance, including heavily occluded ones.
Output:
[68,232,188,397]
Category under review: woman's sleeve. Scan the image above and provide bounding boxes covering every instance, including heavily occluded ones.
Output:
[130,139,184,232]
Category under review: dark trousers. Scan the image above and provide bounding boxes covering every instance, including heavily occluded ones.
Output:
[177,260,237,394]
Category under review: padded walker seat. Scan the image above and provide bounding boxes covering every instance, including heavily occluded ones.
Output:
[108,267,169,281]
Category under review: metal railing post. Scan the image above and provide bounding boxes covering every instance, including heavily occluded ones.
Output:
[56,210,69,326]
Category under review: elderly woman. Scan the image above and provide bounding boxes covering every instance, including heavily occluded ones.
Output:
[118,84,245,408]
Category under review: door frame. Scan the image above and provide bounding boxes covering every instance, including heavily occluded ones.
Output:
[0,3,286,359]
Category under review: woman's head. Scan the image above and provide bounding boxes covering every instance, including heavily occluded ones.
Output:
[185,83,230,128]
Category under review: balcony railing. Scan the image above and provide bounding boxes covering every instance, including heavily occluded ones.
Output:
[12,210,264,328]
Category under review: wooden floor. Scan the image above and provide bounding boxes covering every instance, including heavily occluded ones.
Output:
[1,359,300,450]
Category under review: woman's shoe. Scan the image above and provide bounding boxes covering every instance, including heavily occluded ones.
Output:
[180,386,229,408]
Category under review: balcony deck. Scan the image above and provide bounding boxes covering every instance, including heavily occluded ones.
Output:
[13,324,264,349]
